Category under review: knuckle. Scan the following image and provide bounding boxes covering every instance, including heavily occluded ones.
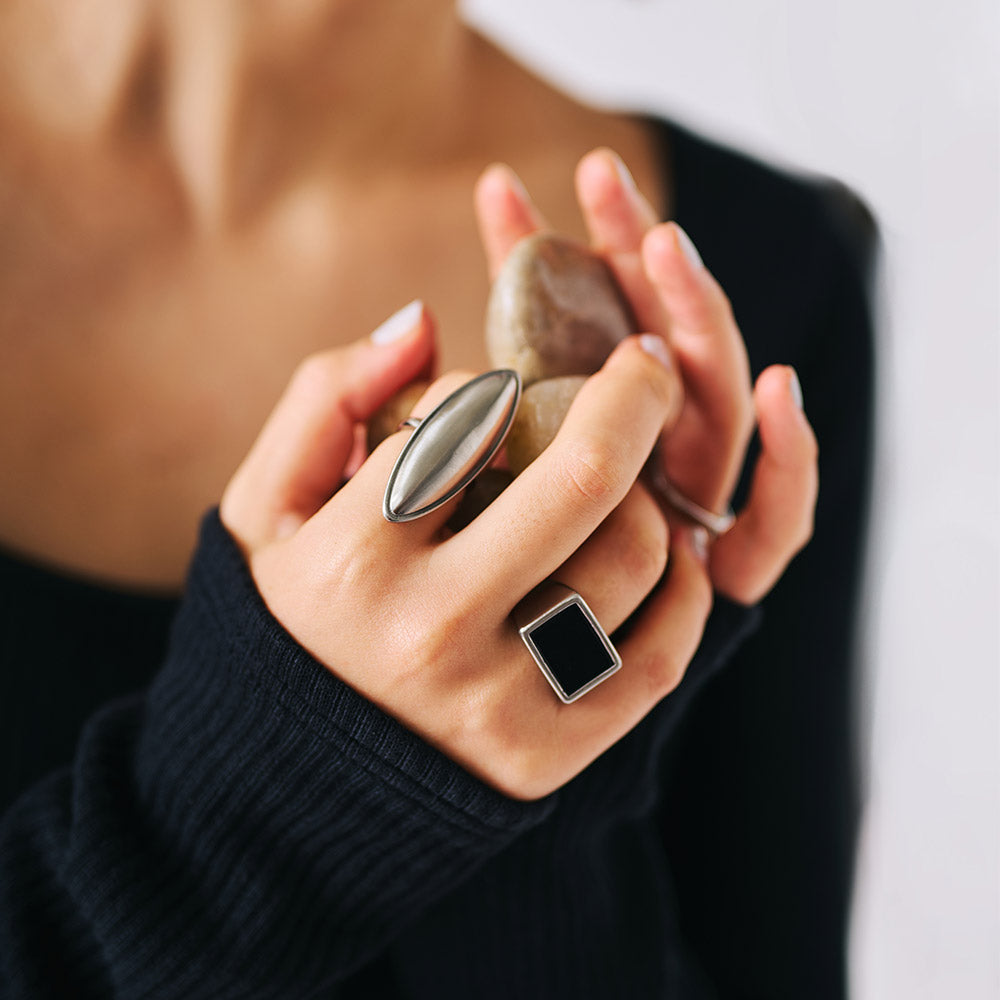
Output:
[446,691,551,800]
[407,586,485,672]
[639,647,687,700]
[557,439,627,510]
[616,509,669,590]
[406,619,450,672]
[644,584,714,698]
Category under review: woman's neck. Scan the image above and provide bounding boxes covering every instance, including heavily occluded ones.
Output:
[2,0,665,228]
[158,0,478,225]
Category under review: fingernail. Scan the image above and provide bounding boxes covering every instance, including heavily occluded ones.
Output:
[788,368,804,410]
[502,165,531,203]
[608,149,658,220]
[672,222,704,271]
[639,333,672,369]
[371,299,423,345]
[689,527,710,564]
[608,150,639,197]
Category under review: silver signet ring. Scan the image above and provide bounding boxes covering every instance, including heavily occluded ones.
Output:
[515,583,622,703]
[383,369,521,522]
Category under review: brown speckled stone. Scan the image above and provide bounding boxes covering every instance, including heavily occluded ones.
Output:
[447,467,515,531]
[506,376,587,476]
[486,233,636,387]
[370,237,637,526]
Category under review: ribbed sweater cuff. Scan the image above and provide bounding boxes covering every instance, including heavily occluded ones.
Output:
[120,511,554,994]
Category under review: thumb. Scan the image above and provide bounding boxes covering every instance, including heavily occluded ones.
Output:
[222,300,435,549]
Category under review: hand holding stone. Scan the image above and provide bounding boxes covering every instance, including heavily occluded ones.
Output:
[368,231,651,509]
[474,151,819,604]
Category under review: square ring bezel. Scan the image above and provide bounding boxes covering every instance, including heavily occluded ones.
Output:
[518,593,622,704]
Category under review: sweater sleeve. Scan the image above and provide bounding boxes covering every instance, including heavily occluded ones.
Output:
[0,511,554,1000]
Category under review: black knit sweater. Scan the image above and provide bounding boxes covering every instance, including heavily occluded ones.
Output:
[0,121,876,998]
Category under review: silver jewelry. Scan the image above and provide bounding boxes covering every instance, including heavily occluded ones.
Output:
[515,583,622,704]
[383,369,521,523]
[647,464,736,536]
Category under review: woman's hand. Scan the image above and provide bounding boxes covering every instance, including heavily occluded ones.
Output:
[474,150,818,604]
[223,305,717,801]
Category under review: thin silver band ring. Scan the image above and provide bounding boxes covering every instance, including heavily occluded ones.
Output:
[647,464,736,537]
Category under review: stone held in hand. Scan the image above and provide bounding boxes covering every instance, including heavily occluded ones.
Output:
[448,467,515,531]
[369,232,639,527]
[506,375,587,476]
[485,233,636,387]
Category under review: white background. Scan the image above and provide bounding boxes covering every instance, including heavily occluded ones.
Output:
[462,0,1000,995]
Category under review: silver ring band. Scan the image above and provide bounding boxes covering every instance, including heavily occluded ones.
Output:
[647,464,736,536]
[383,369,522,523]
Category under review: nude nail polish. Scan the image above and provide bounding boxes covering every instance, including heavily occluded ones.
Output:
[609,150,639,197]
[639,333,672,369]
[672,223,704,271]
[501,165,531,204]
[788,368,804,410]
[371,299,423,345]
[689,527,710,564]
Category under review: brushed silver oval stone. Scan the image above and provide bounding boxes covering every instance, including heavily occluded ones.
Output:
[383,369,521,522]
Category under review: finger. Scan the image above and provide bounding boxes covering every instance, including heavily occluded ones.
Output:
[576,147,659,254]
[451,334,679,603]
[558,529,713,752]
[551,482,669,634]
[337,369,488,544]
[574,148,672,341]
[642,222,752,408]
[711,366,819,604]
[576,149,657,254]
[474,163,549,281]
[643,222,754,508]
[221,301,435,548]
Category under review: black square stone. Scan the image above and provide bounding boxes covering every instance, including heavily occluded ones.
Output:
[527,601,617,700]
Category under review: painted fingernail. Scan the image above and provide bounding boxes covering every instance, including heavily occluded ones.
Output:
[485,162,532,207]
[607,149,658,219]
[608,150,639,197]
[672,222,704,271]
[788,368,804,410]
[502,165,531,203]
[639,333,672,369]
[689,527,710,564]
[371,299,423,345]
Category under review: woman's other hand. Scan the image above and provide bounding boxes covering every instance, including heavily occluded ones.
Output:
[223,305,713,801]
[474,151,819,605]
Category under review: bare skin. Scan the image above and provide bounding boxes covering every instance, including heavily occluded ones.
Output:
[0,0,668,587]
